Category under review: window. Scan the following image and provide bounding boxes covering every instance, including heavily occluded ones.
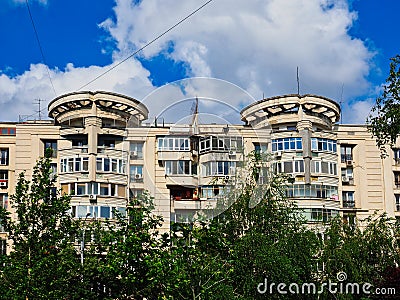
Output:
[305,208,338,222]
[0,239,6,255]
[341,145,353,163]
[72,138,88,148]
[396,195,400,212]
[341,167,353,178]
[130,142,144,159]
[203,161,236,176]
[311,138,337,153]
[294,160,304,173]
[43,140,57,158]
[254,143,268,159]
[130,165,143,182]
[286,184,338,199]
[0,193,8,209]
[200,186,230,199]
[272,138,302,152]
[328,162,337,175]
[98,139,115,148]
[100,183,109,196]
[0,128,15,136]
[0,171,8,187]
[71,205,125,219]
[0,149,8,165]
[310,161,337,175]
[199,136,243,153]
[76,184,86,195]
[96,157,126,174]
[342,191,355,208]
[395,172,400,188]
[158,137,190,151]
[129,188,144,200]
[173,211,195,223]
[165,160,196,175]
[68,182,119,197]
[60,157,89,173]
[87,182,99,195]
[394,148,400,164]
[273,160,304,174]
[341,167,354,184]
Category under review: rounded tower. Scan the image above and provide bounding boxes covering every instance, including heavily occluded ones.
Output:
[241,94,341,223]
[48,91,148,219]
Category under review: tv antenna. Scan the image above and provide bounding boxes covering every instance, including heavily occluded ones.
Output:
[297,66,300,95]
[34,98,44,120]
[190,97,199,135]
[339,84,344,124]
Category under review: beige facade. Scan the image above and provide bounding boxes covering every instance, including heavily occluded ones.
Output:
[0,91,398,250]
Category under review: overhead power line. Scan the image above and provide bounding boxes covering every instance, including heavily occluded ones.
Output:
[77,0,214,91]
[25,0,57,97]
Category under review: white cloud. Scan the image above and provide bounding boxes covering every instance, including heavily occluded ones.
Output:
[0,0,378,124]
[0,60,155,121]
[341,98,375,124]
[101,0,373,104]
[140,77,256,125]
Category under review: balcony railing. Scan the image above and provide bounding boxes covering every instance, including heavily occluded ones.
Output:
[343,200,355,208]
[59,147,89,156]
[341,154,353,163]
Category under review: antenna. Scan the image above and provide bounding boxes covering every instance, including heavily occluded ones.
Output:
[297,67,300,95]
[190,97,199,135]
[339,84,344,125]
[34,98,44,120]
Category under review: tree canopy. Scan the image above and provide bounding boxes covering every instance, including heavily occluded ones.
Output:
[1,151,400,299]
[368,55,400,155]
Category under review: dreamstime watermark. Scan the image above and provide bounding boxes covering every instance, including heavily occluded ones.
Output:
[257,272,396,296]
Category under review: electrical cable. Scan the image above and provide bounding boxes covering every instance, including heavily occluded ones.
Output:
[25,0,57,97]
[77,0,214,91]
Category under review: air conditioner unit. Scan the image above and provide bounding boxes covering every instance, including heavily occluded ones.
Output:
[275,151,282,158]
[0,182,7,187]
[130,151,138,159]
[224,175,230,181]
[228,150,236,156]
[89,194,97,201]
[342,176,349,183]
[346,160,353,166]
[135,174,143,179]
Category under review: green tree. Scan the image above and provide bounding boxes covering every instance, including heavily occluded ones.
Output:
[162,152,321,299]
[320,214,400,299]
[0,150,81,299]
[367,55,400,155]
[98,191,169,299]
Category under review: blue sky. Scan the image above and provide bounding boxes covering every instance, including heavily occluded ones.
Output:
[0,0,398,124]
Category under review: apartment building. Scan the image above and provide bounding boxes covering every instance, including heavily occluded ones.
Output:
[0,91,398,245]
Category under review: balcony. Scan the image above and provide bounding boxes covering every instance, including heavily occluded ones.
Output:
[0,180,8,189]
[157,151,192,161]
[341,176,354,185]
[59,147,89,157]
[341,155,353,164]
[130,174,144,183]
[343,200,355,208]
[97,147,127,159]
[165,174,198,187]
[173,199,217,210]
